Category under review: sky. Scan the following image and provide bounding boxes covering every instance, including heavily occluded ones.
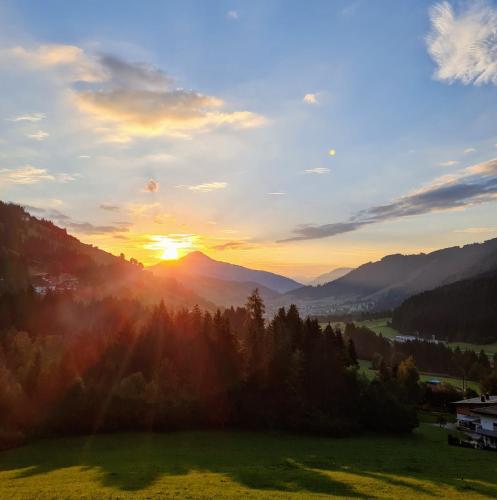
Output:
[1,0,497,282]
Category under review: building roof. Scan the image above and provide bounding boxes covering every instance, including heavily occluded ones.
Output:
[471,406,497,417]
[452,395,497,405]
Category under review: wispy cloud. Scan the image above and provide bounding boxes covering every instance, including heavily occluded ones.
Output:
[267,192,286,196]
[303,93,319,104]
[0,165,77,185]
[227,10,239,20]
[282,157,497,241]
[211,240,255,251]
[100,203,120,211]
[304,167,330,174]
[427,1,497,85]
[7,112,45,122]
[464,147,476,154]
[454,226,496,234]
[27,130,49,140]
[0,165,54,184]
[187,181,227,192]
[26,206,129,235]
[437,159,458,167]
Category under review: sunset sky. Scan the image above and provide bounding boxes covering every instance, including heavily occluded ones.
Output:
[1,0,497,281]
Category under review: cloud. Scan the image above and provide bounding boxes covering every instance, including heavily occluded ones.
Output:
[454,226,496,234]
[282,157,497,241]
[303,93,319,104]
[79,155,91,159]
[145,179,159,193]
[464,147,476,154]
[27,130,49,141]
[211,240,255,251]
[227,10,239,20]
[65,221,130,234]
[74,53,264,137]
[127,202,161,215]
[0,165,77,185]
[0,165,54,184]
[25,206,129,235]
[187,181,227,192]
[437,159,459,167]
[142,153,175,163]
[7,113,45,122]
[427,1,497,85]
[6,44,103,82]
[100,203,120,211]
[304,167,330,174]
[6,45,265,138]
[267,192,286,196]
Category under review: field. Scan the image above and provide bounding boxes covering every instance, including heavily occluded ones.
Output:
[358,318,497,357]
[357,358,480,392]
[1,426,497,499]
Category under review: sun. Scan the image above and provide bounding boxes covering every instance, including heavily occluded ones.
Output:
[161,243,179,260]
[146,234,198,261]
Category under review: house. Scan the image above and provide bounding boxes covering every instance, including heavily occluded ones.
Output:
[394,334,445,345]
[470,406,497,449]
[452,394,497,449]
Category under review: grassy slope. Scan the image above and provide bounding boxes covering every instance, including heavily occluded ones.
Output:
[358,358,480,392]
[1,426,497,499]
[359,319,497,357]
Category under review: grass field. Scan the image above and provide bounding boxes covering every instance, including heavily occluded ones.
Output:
[357,318,497,358]
[357,358,480,392]
[1,426,497,499]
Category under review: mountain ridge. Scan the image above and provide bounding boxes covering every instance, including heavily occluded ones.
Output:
[149,250,302,294]
[284,238,497,310]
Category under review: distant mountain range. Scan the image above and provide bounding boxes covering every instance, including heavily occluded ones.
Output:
[149,251,302,306]
[150,251,302,293]
[308,267,353,286]
[3,200,497,316]
[283,238,497,312]
[0,202,213,309]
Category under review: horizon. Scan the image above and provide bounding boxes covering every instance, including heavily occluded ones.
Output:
[2,0,497,279]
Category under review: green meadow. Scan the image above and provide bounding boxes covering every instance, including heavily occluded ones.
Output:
[358,318,497,357]
[1,425,496,499]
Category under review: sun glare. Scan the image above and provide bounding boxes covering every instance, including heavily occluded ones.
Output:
[146,234,198,261]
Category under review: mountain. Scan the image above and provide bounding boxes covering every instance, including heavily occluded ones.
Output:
[149,251,302,294]
[0,202,212,309]
[308,267,353,286]
[392,269,497,343]
[284,238,497,311]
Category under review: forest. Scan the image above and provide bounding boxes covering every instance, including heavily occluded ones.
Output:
[0,289,420,449]
[391,270,497,343]
[344,323,497,392]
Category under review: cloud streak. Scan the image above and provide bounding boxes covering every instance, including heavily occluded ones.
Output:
[282,157,497,241]
[187,181,227,192]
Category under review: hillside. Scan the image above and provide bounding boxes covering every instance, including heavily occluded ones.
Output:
[0,202,212,309]
[392,269,497,343]
[285,238,497,310]
[308,267,353,286]
[150,251,302,294]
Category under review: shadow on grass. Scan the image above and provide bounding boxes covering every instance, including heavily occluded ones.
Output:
[1,426,497,498]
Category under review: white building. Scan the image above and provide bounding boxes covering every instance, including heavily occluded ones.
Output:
[452,395,497,449]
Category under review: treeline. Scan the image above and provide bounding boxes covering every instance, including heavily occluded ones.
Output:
[391,270,497,343]
[0,289,420,448]
[344,323,497,383]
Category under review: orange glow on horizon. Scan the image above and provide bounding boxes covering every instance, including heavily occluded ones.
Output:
[145,234,199,261]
